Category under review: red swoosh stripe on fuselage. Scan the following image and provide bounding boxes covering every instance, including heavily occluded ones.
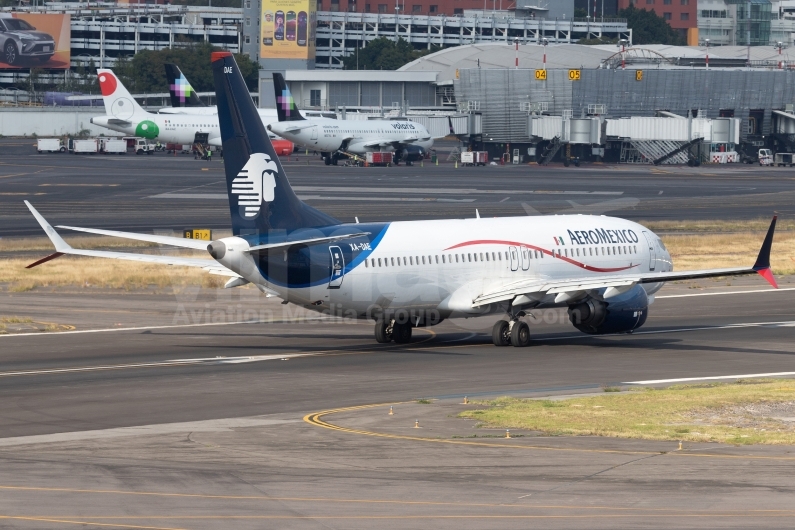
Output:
[445,240,639,273]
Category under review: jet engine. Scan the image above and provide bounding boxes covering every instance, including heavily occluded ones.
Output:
[567,284,649,335]
[398,145,426,164]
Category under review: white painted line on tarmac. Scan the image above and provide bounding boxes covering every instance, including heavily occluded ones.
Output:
[0,352,315,378]
[0,316,332,339]
[625,372,795,385]
[657,287,795,299]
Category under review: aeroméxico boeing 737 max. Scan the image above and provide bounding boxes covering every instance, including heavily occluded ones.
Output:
[25,52,779,347]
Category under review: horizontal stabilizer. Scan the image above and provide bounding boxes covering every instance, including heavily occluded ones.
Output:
[55,225,211,250]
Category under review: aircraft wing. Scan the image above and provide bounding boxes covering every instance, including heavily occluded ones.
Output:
[24,201,238,277]
[247,232,370,252]
[473,217,778,308]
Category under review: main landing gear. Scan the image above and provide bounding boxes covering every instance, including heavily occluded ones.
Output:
[492,319,531,347]
[374,318,413,344]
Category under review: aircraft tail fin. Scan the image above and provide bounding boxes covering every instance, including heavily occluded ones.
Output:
[211,52,337,235]
[164,63,207,108]
[96,69,150,121]
[273,73,305,122]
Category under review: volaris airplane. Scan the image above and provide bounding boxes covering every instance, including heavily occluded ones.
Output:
[89,68,294,156]
[26,52,778,347]
[267,73,435,166]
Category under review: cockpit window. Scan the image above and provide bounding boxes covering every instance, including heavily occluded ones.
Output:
[657,239,668,252]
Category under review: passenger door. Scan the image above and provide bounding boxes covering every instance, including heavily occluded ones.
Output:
[328,246,344,288]
[509,246,519,272]
[642,231,656,271]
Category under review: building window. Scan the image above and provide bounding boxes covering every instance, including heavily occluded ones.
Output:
[378,3,387,13]
[317,0,323,10]
[310,89,321,107]
[680,12,689,20]
[330,0,339,11]
[454,8,463,14]
[429,4,437,13]
[365,3,370,12]
[412,4,421,13]
[663,12,671,20]
[681,0,689,4]
[245,17,251,26]
[244,0,250,8]
[663,0,671,4]
[646,0,654,4]
[244,35,250,44]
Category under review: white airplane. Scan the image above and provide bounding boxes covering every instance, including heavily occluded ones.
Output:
[267,73,435,166]
[26,52,779,347]
[89,69,294,155]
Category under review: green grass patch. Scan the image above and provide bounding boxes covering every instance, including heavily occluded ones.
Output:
[459,380,795,445]
[416,399,432,404]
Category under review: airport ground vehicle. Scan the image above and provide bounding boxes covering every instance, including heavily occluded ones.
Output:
[759,149,774,166]
[37,138,65,153]
[366,152,393,166]
[70,139,98,154]
[774,152,794,167]
[461,151,488,166]
[99,138,127,154]
[24,52,779,348]
[134,139,155,155]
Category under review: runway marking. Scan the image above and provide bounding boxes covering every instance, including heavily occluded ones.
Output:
[625,372,795,385]
[0,516,182,529]
[38,183,120,187]
[657,287,795,299]
[0,486,793,516]
[304,403,795,461]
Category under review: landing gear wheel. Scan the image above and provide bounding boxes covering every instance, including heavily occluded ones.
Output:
[510,321,531,347]
[375,319,392,343]
[324,156,331,166]
[393,322,413,344]
[492,320,511,346]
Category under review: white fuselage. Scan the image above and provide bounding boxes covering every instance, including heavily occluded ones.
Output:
[91,109,283,146]
[268,118,434,155]
[214,215,672,319]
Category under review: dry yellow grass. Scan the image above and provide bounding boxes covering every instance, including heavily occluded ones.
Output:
[460,380,795,445]
[642,218,795,233]
[0,255,225,292]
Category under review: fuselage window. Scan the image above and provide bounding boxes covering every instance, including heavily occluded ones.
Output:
[435,255,439,264]
[378,258,382,267]
[479,253,484,261]
[442,255,446,264]
[485,253,490,262]
[422,256,426,265]
[468,253,472,262]
[365,259,369,268]
[410,256,414,265]
[391,257,395,266]
[455,254,459,263]
[474,254,478,262]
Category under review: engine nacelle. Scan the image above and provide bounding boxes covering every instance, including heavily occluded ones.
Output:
[399,145,426,162]
[567,284,649,335]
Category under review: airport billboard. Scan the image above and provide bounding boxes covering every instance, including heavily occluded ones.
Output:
[260,0,316,60]
[0,13,71,70]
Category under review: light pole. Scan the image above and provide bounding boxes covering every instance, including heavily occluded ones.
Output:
[705,38,710,70]
[775,41,785,69]
[514,37,519,69]
[617,38,628,70]
[541,37,548,71]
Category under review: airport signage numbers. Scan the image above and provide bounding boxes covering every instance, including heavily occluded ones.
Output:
[535,69,547,81]
[568,69,581,81]
[636,70,644,81]
[184,229,212,241]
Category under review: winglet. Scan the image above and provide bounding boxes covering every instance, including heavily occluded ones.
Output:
[752,215,777,288]
[24,201,72,253]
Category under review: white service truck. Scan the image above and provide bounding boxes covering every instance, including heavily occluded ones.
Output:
[37,138,65,153]
[134,139,155,155]
[100,138,127,154]
[774,152,795,167]
[71,139,98,154]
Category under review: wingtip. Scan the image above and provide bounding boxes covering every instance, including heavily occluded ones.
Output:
[752,215,777,271]
[757,267,778,289]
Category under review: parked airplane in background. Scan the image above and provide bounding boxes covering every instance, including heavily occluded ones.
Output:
[28,53,778,347]
[159,62,215,115]
[268,73,435,166]
[90,69,294,156]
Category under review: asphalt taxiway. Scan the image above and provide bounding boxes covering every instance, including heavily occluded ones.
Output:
[0,278,794,528]
[1,138,794,237]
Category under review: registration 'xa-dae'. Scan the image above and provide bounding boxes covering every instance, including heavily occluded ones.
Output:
[25,53,778,347]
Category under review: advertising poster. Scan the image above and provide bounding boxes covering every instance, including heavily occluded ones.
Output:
[0,13,71,69]
[261,0,316,60]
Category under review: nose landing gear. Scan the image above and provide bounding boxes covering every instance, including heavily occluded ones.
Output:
[492,319,531,347]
